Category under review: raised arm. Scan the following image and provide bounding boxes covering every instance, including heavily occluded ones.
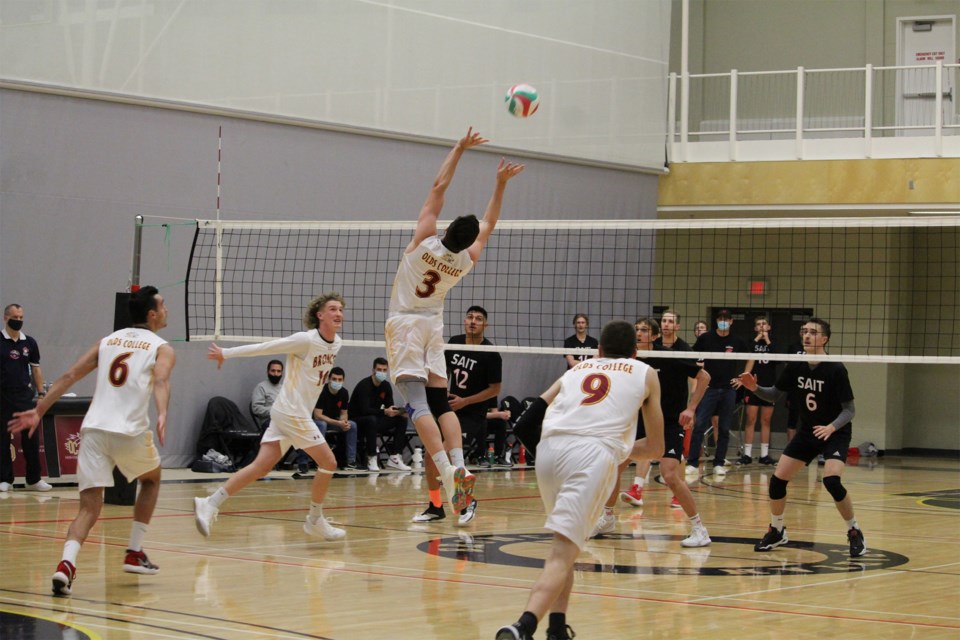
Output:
[152,344,176,446]
[7,341,100,437]
[409,127,488,250]
[467,158,525,263]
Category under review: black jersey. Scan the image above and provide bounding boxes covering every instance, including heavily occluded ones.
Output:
[446,335,502,417]
[750,339,779,386]
[654,336,693,352]
[315,385,350,419]
[774,361,854,434]
[641,344,702,422]
[563,334,598,367]
[693,331,750,388]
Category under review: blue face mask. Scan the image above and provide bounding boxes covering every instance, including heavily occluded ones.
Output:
[374,371,388,383]
[717,321,731,331]
[329,381,343,392]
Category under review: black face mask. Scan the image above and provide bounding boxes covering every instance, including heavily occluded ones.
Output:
[268,374,282,385]
[6,319,23,331]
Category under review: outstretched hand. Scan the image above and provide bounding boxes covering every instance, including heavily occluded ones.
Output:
[737,372,758,391]
[8,409,40,438]
[207,343,225,369]
[457,126,489,151]
[496,158,525,183]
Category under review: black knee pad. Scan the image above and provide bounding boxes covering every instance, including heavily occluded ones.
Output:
[426,387,452,417]
[769,475,789,500]
[822,475,847,502]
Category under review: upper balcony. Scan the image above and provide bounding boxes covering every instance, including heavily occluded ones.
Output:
[669,62,960,163]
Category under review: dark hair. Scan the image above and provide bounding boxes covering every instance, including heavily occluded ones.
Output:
[660,308,679,322]
[373,356,388,368]
[441,215,480,253]
[267,359,284,370]
[600,320,637,359]
[330,366,345,378]
[128,286,160,324]
[716,308,732,319]
[572,313,589,325]
[635,316,661,336]
[753,314,769,324]
[466,305,488,319]
[809,317,831,341]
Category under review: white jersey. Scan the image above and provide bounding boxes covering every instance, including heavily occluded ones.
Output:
[223,330,341,419]
[83,328,168,436]
[388,235,474,317]
[541,357,652,460]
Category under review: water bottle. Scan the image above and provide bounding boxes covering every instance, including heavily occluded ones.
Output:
[487,443,495,465]
[411,447,423,471]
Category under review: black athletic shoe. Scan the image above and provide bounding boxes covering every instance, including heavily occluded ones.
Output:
[739,454,753,465]
[411,503,446,523]
[755,525,788,551]
[546,624,577,640]
[847,527,867,557]
[758,455,777,465]
[496,623,533,640]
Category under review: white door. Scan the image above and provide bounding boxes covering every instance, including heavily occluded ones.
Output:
[896,16,956,134]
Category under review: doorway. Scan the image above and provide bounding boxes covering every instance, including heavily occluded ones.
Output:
[896,15,956,133]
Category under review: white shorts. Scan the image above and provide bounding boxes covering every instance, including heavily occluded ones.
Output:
[263,410,328,452]
[385,313,447,382]
[536,435,620,550]
[77,429,161,492]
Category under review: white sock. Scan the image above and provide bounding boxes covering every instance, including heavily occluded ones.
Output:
[128,521,149,552]
[604,506,614,516]
[771,513,785,531]
[62,539,81,565]
[744,444,753,457]
[309,502,324,522]
[449,448,465,468]
[635,477,645,488]
[761,443,769,457]
[688,513,702,527]
[431,451,452,474]
[209,487,229,509]
[846,517,859,530]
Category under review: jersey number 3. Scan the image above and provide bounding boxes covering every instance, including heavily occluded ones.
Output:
[415,270,442,298]
[580,373,611,405]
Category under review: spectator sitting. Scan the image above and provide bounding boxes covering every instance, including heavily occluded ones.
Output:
[250,360,283,431]
[311,366,358,471]
[350,357,411,472]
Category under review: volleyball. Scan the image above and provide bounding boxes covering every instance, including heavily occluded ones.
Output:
[505,83,540,118]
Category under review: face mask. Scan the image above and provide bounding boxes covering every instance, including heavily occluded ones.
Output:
[268,374,282,385]
[717,321,730,331]
[329,381,343,392]
[374,371,388,383]
[6,319,23,331]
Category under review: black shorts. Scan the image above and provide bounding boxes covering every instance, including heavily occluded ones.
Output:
[743,390,774,408]
[634,419,646,440]
[661,421,684,461]
[783,428,852,465]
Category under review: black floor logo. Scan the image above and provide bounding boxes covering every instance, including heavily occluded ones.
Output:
[419,532,909,576]
[900,488,960,511]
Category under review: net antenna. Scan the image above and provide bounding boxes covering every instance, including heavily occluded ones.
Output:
[184,216,960,365]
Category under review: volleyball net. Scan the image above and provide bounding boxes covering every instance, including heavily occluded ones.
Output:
[184,216,960,364]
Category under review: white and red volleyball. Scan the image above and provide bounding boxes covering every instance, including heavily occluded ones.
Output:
[505,84,540,118]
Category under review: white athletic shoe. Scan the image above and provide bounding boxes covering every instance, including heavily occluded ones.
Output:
[303,514,346,541]
[194,497,218,538]
[681,526,712,548]
[684,465,699,478]
[25,480,52,492]
[0,482,13,492]
[590,511,617,538]
[367,456,380,472]
[713,464,727,477]
[457,498,478,527]
[385,454,411,471]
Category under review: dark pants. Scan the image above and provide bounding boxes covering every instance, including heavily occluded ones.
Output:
[689,387,736,467]
[355,414,407,458]
[459,413,510,460]
[0,398,42,485]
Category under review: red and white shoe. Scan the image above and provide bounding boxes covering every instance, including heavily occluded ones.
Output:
[123,549,160,575]
[620,484,643,507]
[52,560,76,595]
[670,496,683,509]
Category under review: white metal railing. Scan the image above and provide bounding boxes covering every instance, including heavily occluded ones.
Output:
[669,61,960,162]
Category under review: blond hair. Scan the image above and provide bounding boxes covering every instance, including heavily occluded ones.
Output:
[303,292,345,329]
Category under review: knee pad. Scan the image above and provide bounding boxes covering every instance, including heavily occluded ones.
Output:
[769,475,789,500]
[822,475,847,502]
[426,387,452,418]
[396,379,431,423]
